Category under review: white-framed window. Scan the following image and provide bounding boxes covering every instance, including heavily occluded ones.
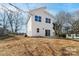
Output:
[45,18,51,23]
[35,15,41,22]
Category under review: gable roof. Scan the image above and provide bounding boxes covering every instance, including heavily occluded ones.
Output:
[28,7,55,19]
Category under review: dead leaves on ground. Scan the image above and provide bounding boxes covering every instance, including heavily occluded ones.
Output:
[0,36,79,56]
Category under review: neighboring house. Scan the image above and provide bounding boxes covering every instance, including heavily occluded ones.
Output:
[62,23,72,34]
[66,31,79,39]
[26,7,55,37]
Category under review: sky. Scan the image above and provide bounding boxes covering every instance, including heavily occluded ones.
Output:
[6,3,79,15]
[1,3,79,15]
[0,3,79,33]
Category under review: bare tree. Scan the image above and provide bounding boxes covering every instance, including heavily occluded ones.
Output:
[8,3,33,35]
[0,8,8,30]
[54,11,74,36]
[71,11,79,33]
[7,11,14,32]
[0,7,11,35]
[72,20,79,33]
[13,12,24,33]
[0,12,5,28]
[0,4,15,33]
[6,11,24,33]
[55,11,66,36]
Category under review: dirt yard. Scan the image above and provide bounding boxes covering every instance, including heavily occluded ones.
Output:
[0,36,79,56]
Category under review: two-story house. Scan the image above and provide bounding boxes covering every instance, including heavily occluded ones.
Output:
[26,7,55,37]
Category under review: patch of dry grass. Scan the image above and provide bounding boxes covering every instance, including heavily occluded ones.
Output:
[0,36,79,56]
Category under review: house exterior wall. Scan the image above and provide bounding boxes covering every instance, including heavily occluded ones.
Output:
[27,9,55,37]
[27,16,32,36]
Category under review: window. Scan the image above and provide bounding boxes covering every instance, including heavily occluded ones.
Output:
[35,15,41,22]
[37,28,39,33]
[45,18,51,23]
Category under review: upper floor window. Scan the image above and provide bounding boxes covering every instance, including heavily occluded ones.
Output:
[45,18,51,23]
[35,15,41,22]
